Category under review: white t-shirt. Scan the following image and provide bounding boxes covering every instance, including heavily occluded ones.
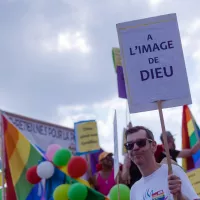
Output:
[130,164,199,200]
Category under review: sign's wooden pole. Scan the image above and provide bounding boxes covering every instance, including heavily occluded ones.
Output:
[157,101,177,200]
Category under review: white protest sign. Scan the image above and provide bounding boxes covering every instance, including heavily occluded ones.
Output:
[113,110,119,179]
[117,13,192,113]
[1,111,76,154]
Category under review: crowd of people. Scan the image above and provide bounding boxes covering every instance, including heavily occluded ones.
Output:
[88,125,200,199]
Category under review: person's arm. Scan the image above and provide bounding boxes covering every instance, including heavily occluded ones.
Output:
[178,141,200,158]
[121,154,131,184]
[88,173,97,188]
[121,165,131,184]
[115,170,126,184]
[172,165,199,199]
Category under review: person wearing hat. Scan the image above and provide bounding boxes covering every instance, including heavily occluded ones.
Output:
[157,131,200,163]
[88,151,121,196]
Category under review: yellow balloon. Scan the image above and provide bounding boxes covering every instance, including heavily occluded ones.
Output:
[75,178,91,188]
[53,184,70,200]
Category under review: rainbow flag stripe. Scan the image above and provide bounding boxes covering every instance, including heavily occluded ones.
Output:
[3,116,43,199]
[182,105,200,171]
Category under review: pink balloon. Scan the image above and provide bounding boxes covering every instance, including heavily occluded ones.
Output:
[46,144,61,161]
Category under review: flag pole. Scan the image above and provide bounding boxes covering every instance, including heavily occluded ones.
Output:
[0,112,6,200]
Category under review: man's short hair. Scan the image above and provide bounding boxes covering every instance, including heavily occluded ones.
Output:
[125,126,154,141]
[160,131,174,143]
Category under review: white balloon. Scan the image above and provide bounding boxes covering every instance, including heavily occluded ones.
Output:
[37,161,55,179]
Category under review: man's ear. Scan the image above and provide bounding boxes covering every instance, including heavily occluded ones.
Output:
[151,141,157,153]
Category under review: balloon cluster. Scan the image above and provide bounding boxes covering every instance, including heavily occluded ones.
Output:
[26,144,90,200]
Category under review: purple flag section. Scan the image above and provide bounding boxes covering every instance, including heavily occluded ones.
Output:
[195,157,200,168]
[117,66,127,99]
[89,149,103,175]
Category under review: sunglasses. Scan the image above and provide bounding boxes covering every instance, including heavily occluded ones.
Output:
[124,138,153,150]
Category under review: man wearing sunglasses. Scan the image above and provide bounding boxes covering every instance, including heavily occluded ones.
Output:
[124,126,199,200]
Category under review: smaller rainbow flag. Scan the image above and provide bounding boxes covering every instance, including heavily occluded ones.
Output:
[182,105,200,171]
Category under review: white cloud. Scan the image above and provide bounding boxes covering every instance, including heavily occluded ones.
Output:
[59,113,96,128]
[57,105,87,114]
[181,36,191,48]
[148,0,164,6]
[57,105,95,128]
[193,49,200,62]
[187,19,200,35]
[93,98,126,110]
[148,0,165,10]
[181,18,200,59]
[41,31,91,53]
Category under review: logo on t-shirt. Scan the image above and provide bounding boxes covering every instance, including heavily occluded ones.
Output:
[143,189,168,200]
[152,190,168,200]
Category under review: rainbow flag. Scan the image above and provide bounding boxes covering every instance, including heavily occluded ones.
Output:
[3,116,44,199]
[182,105,200,171]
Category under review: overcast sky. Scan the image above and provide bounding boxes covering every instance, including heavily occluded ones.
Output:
[1,0,200,163]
